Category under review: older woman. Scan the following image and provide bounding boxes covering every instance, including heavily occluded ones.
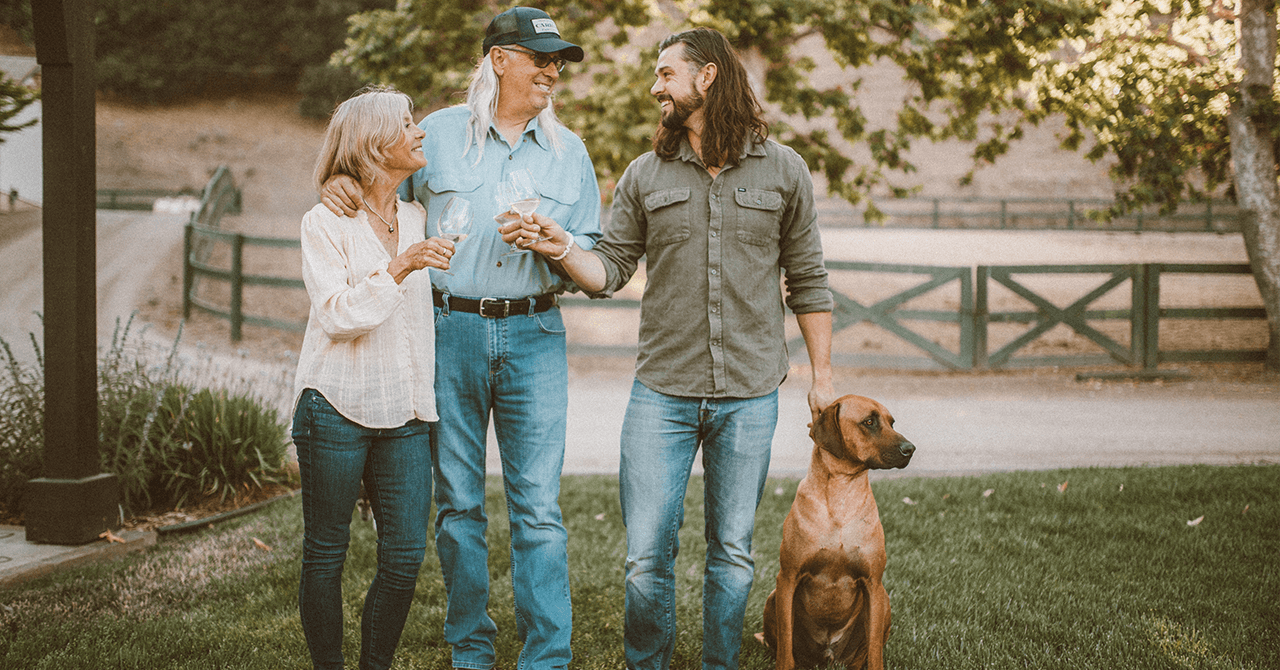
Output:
[291,86,455,670]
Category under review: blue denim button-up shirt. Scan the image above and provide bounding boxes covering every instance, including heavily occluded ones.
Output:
[400,106,601,299]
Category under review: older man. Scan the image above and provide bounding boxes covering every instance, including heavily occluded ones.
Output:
[323,7,601,670]
[508,27,836,670]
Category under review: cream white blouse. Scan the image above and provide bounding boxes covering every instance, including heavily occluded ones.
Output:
[292,201,437,428]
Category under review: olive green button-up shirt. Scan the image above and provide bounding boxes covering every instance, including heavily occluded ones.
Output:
[589,137,833,398]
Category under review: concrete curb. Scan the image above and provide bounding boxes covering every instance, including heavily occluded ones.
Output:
[0,525,156,590]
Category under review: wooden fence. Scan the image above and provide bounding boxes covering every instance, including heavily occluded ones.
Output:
[175,168,1265,368]
[820,197,1241,232]
[181,167,302,341]
[563,261,1266,372]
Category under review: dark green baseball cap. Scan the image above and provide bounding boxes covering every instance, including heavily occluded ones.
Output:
[482,7,584,62]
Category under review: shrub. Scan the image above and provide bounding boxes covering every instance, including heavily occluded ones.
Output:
[0,336,44,517]
[0,318,290,519]
[162,387,289,506]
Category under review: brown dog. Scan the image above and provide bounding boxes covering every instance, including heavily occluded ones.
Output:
[760,395,915,670]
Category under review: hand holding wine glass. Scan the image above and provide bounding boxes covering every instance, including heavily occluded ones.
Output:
[497,169,550,255]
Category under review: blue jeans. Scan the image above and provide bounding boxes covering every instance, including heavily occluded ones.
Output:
[432,302,572,670]
[619,379,778,670]
[292,388,433,670]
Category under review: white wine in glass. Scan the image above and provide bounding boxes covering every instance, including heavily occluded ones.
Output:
[501,169,549,255]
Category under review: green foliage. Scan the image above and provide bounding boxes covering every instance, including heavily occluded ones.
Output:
[1,466,1277,667]
[0,337,44,516]
[330,0,1268,218]
[297,63,366,119]
[0,0,31,45]
[334,0,660,183]
[0,319,289,518]
[92,0,394,104]
[0,76,38,143]
[164,388,289,505]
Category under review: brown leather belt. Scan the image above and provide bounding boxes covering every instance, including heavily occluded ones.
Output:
[433,290,556,318]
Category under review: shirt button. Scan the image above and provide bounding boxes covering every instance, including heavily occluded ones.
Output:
[509,156,514,160]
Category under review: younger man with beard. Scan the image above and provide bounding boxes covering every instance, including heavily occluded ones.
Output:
[506,27,836,670]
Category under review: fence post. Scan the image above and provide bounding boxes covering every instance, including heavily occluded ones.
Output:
[932,198,940,229]
[231,233,244,342]
[999,200,1007,229]
[182,221,194,319]
[973,266,989,369]
[1141,264,1161,370]
[1130,264,1146,367]
[1067,201,1076,229]
[1204,201,1213,232]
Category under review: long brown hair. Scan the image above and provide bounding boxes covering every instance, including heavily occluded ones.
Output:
[652,28,768,167]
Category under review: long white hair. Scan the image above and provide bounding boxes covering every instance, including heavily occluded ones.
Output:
[462,54,564,164]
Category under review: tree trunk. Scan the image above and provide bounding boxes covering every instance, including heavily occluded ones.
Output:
[1226,0,1280,371]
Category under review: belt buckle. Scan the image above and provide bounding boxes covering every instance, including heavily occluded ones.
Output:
[479,297,509,318]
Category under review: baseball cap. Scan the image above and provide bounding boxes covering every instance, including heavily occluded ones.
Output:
[482,7,584,62]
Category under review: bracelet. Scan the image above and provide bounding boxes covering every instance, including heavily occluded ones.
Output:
[549,232,575,261]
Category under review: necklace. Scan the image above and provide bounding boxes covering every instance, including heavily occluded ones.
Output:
[361,196,395,233]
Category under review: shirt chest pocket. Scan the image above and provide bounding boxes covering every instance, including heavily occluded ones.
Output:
[536,174,580,209]
[643,187,691,248]
[734,189,783,247]
[427,173,483,198]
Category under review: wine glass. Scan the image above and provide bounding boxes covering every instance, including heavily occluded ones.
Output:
[497,169,549,255]
[436,197,472,275]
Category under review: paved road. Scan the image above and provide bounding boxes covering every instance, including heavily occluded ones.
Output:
[556,364,1279,479]
[0,209,186,365]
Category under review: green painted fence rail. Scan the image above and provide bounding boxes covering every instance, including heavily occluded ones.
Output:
[817,197,1241,232]
[181,167,302,341]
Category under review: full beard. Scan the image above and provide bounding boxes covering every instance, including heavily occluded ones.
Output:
[659,90,705,131]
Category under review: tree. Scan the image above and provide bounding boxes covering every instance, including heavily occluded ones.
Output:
[336,0,1280,370]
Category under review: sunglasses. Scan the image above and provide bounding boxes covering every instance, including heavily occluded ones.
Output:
[501,46,568,72]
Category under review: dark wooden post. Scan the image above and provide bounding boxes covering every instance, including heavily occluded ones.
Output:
[26,0,122,545]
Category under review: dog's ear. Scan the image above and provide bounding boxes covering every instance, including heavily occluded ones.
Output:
[810,400,845,457]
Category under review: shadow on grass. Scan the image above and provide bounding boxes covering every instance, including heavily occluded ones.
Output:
[1,464,1277,669]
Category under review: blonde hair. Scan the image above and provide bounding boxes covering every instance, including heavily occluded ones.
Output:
[313,85,416,191]
[462,53,563,165]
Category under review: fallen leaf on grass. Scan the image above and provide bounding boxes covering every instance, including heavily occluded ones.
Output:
[1187,516,1204,527]
[1058,480,1069,493]
[1242,505,1250,515]
[774,487,785,496]
[252,537,273,551]
[902,497,917,505]
[99,530,125,544]
[594,513,606,521]
[982,489,994,498]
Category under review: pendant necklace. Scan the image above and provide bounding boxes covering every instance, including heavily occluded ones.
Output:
[361,196,395,233]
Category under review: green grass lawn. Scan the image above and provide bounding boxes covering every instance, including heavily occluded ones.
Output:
[2,464,1277,669]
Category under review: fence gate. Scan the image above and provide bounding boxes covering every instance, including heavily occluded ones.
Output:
[790,261,974,370]
[976,264,1144,369]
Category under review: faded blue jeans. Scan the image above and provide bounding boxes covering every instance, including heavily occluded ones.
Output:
[431,300,572,670]
[619,379,778,670]
[292,388,433,670]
